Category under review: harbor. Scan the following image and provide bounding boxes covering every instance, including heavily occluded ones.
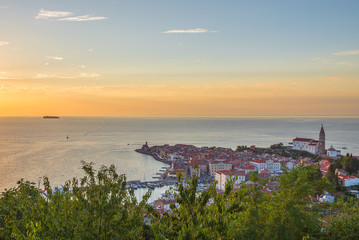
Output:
[126,178,177,190]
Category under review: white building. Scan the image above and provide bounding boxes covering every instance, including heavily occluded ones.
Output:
[167,153,178,161]
[327,145,341,158]
[344,177,359,187]
[291,138,319,154]
[215,169,246,191]
[242,164,257,174]
[319,193,335,203]
[188,164,201,177]
[249,159,293,173]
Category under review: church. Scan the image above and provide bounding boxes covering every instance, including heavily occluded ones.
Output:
[290,125,326,155]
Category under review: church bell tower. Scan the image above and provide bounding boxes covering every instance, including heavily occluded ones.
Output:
[318,124,325,155]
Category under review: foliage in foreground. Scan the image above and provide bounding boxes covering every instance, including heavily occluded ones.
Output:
[0,162,152,239]
[1,163,359,239]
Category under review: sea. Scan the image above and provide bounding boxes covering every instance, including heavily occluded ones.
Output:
[0,117,358,201]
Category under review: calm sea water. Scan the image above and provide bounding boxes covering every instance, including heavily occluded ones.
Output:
[0,117,358,196]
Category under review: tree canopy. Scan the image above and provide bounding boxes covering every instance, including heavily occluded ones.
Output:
[1,162,358,239]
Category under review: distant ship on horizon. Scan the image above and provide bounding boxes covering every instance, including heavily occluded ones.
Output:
[43,116,60,119]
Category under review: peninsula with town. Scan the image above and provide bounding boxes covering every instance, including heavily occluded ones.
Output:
[2,124,358,239]
[135,125,359,211]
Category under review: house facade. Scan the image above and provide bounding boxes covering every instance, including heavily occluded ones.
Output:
[209,161,232,176]
[249,159,292,173]
[327,145,341,158]
[215,169,246,191]
[291,138,320,154]
[291,125,326,155]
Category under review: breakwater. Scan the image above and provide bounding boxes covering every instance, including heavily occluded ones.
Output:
[135,147,173,184]
[135,148,172,165]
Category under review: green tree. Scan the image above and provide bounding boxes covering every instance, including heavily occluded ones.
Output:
[0,162,342,240]
[0,162,152,240]
[326,164,339,192]
[0,179,41,239]
[324,198,359,240]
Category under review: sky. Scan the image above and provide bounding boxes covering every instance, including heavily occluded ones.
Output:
[0,0,359,117]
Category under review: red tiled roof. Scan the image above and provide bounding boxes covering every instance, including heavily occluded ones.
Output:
[174,166,186,170]
[244,165,256,169]
[293,138,314,142]
[192,159,208,165]
[210,161,232,165]
[216,169,245,176]
[250,159,266,163]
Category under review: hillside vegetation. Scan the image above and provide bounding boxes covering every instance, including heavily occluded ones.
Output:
[1,162,358,240]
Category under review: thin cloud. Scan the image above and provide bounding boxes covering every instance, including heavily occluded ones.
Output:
[333,50,359,56]
[0,72,22,80]
[336,61,355,66]
[35,9,72,19]
[35,74,74,79]
[47,56,64,61]
[35,9,107,22]
[57,15,107,22]
[0,41,10,46]
[35,73,100,79]
[80,73,100,78]
[163,28,216,34]
[0,77,20,80]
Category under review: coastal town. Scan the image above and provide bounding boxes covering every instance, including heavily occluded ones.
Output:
[134,125,359,213]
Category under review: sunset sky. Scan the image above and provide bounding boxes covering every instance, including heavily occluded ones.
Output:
[0,0,358,116]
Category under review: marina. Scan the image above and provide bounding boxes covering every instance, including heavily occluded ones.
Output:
[126,179,177,190]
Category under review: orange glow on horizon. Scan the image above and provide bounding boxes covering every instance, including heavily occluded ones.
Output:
[0,75,358,117]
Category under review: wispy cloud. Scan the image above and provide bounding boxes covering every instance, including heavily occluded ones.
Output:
[58,15,107,22]
[312,57,333,64]
[312,56,356,66]
[35,9,107,22]
[35,73,100,79]
[47,56,64,61]
[35,74,74,79]
[35,9,72,20]
[163,28,217,34]
[336,61,355,66]
[80,73,100,78]
[333,50,359,56]
[0,41,10,46]
[0,72,22,80]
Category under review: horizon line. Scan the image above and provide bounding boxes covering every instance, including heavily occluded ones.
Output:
[0,115,358,118]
